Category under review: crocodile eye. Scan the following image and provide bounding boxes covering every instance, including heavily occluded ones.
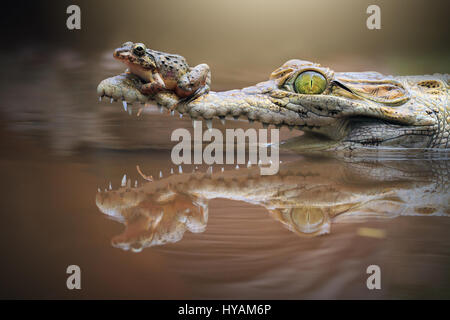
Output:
[294,71,327,94]
[133,43,146,56]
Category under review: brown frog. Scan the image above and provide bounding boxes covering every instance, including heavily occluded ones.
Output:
[113,41,211,108]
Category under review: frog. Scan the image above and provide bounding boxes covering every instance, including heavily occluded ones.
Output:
[113,41,211,109]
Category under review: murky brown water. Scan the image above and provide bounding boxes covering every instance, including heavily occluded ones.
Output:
[0,47,449,300]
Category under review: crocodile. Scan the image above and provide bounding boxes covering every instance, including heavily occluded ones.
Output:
[95,158,449,251]
[98,58,449,151]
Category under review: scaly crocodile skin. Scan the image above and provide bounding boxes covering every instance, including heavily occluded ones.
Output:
[98,60,449,150]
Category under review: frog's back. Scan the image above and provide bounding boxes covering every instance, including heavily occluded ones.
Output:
[149,49,190,78]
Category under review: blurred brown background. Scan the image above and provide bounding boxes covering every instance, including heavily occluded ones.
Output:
[3,0,449,80]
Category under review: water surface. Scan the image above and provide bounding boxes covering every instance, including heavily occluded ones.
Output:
[0,48,449,299]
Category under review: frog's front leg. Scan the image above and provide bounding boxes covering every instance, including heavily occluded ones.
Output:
[140,72,166,95]
[175,63,211,99]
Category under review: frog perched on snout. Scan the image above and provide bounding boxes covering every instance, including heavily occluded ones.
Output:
[113,41,210,106]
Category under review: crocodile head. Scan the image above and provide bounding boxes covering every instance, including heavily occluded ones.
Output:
[98,59,449,151]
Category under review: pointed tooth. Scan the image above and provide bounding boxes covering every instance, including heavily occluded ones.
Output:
[109,182,112,190]
[219,116,226,125]
[171,110,175,116]
[258,160,262,167]
[170,168,174,174]
[98,96,102,102]
[121,174,127,187]
[178,165,183,174]
[180,113,183,118]
[207,166,213,176]
[206,119,212,131]
[134,180,138,187]
[159,106,163,113]
[97,188,101,192]
[247,160,251,168]
[221,167,224,172]
[159,171,163,178]
[270,160,273,165]
[235,164,239,169]
[104,188,107,192]
[110,98,113,103]
[195,166,198,170]
[122,100,128,111]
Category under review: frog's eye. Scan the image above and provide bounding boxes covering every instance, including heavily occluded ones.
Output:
[294,71,327,94]
[133,43,146,56]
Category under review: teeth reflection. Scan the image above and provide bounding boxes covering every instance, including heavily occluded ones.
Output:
[110,98,113,104]
[122,100,127,111]
[170,168,174,174]
[109,182,112,190]
[159,171,163,178]
[121,174,127,187]
[247,160,252,168]
[178,166,183,174]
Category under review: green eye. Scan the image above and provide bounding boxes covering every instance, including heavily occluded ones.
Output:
[294,71,327,94]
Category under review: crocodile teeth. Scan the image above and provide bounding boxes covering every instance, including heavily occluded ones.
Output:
[97,188,101,192]
[206,119,212,131]
[236,164,240,169]
[221,167,224,172]
[159,106,163,113]
[219,116,226,125]
[170,168,174,174]
[171,110,175,116]
[121,174,127,187]
[180,114,183,118]
[110,98,113,104]
[207,166,213,176]
[247,160,252,168]
[159,171,163,178]
[122,100,127,112]
[178,165,183,174]
[258,160,262,167]
[134,180,138,187]
[99,97,102,102]
[109,182,112,190]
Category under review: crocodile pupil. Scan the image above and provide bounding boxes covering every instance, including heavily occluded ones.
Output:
[294,71,327,94]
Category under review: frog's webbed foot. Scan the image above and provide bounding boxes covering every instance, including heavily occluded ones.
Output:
[168,84,210,112]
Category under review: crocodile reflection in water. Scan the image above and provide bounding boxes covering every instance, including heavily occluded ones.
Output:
[95,157,449,252]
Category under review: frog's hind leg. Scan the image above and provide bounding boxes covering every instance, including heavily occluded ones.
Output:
[171,64,211,110]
